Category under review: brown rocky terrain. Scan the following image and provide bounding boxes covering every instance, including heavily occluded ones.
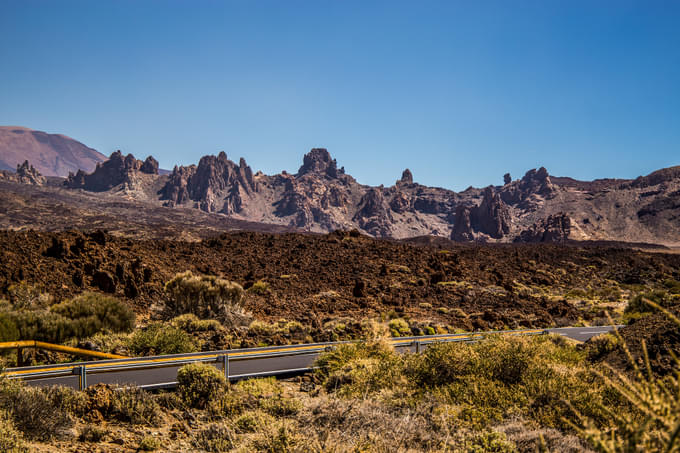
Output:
[0,126,106,176]
[1,229,679,333]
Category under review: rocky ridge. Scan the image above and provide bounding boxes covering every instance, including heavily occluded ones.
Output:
[4,146,680,246]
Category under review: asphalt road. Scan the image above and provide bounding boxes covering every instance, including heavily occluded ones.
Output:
[5,325,617,390]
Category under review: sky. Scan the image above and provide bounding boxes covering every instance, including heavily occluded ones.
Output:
[1,1,679,190]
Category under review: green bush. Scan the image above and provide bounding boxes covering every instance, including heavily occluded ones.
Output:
[165,271,245,320]
[128,323,197,356]
[0,313,19,342]
[625,290,672,319]
[177,363,227,409]
[315,340,404,396]
[171,313,222,333]
[0,292,134,344]
[388,318,410,337]
[51,292,135,335]
[247,280,269,295]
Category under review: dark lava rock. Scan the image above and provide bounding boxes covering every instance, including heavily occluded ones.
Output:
[92,270,116,293]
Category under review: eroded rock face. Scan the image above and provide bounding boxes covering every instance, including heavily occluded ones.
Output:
[65,151,157,191]
[400,169,413,184]
[297,148,341,179]
[516,213,571,243]
[160,151,257,213]
[353,188,394,237]
[501,167,555,205]
[0,160,46,185]
[451,187,510,241]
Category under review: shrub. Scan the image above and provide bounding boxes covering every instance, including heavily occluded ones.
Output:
[571,305,680,452]
[388,318,410,337]
[51,292,135,335]
[0,382,74,440]
[164,271,245,320]
[316,340,404,396]
[108,386,161,425]
[247,280,269,295]
[0,409,27,453]
[0,312,19,342]
[128,323,197,356]
[235,410,275,433]
[177,363,227,409]
[192,423,235,452]
[138,436,161,451]
[171,313,222,333]
[0,292,134,344]
[7,282,52,310]
[78,425,108,442]
[585,333,622,362]
[625,290,672,319]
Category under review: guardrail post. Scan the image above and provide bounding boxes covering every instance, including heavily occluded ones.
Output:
[221,354,229,381]
[75,366,87,390]
[415,340,420,353]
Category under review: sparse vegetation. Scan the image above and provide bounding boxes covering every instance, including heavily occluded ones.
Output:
[177,362,227,409]
[128,322,197,355]
[165,271,246,322]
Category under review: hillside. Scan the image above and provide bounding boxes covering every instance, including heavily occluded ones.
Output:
[0,126,106,177]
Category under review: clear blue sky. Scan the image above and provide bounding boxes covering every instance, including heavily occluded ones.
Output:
[1,1,678,190]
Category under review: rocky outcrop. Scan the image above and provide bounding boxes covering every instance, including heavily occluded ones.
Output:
[451,187,511,241]
[516,213,571,243]
[53,143,680,245]
[65,151,158,192]
[501,167,555,205]
[400,169,413,184]
[0,160,46,185]
[353,188,394,237]
[629,166,680,189]
[160,152,257,213]
[140,156,159,175]
[297,148,342,179]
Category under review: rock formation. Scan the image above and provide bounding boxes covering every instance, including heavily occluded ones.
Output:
[516,213,571,243]
[0,160,46,185]
[65,151,158,191]
[451,187,510,241]
[52,145,680,246]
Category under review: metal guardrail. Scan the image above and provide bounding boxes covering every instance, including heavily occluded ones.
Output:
[3,328,553,390]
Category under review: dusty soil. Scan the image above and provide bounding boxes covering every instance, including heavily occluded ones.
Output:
[2,229,680,332]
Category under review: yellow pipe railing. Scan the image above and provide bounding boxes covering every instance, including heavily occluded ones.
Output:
[0,340,127,366]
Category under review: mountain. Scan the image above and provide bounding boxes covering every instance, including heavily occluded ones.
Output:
[0,126,106,177]
[40,147,679,246]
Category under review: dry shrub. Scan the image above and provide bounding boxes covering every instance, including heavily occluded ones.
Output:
[165,271,247,324]
[0,380,75,440]
[192,423,236,452]
[78,424,108,443]
[85,384,161,426]
[570,305,680,452]
[209,377,301,421]
[0,409,28,453]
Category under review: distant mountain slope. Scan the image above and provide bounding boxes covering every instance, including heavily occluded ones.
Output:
[0,126,106,177]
